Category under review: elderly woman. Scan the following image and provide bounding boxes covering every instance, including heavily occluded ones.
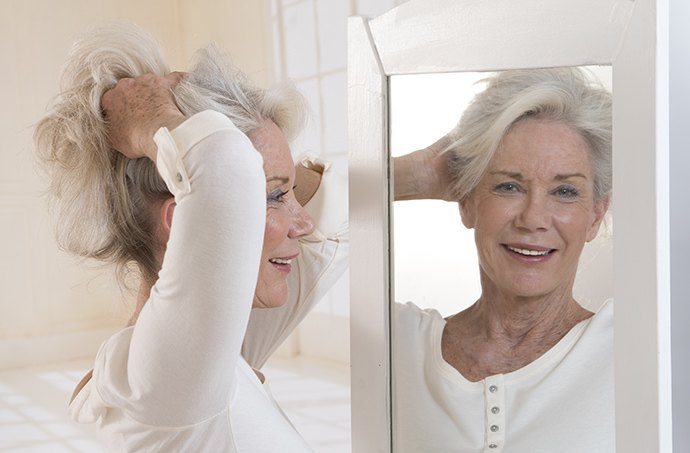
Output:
[393,68,612,452]
[34,24,347,451]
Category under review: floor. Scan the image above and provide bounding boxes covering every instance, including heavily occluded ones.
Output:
[0,356,351,452]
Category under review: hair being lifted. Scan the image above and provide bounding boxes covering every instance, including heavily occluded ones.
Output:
[34,22,306,287]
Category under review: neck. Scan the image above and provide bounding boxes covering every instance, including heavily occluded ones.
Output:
[126,281,153,327]
[462,273,592,348]
[442,273,593,381]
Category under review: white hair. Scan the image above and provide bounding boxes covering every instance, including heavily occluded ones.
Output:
[446,67,612,201]
[34,22,306,284]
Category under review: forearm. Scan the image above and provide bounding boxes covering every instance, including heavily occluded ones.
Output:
[394,149,436,201]
[393,135,454,201]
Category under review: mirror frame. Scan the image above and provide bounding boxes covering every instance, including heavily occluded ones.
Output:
[347,0,671,452]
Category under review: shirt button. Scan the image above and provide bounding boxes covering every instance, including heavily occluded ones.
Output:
[489,444,498,449]
[491,406,500,414]
[176,172,183,182]
[489,385,498,393]
[490,425,499,432]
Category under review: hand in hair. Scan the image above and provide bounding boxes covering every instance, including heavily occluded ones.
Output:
[101,72,186,160]
[393,134,455,202]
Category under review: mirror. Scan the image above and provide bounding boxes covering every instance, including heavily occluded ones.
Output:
[390,67,613,316]
[389,66,616,450]
[348,1,670,450]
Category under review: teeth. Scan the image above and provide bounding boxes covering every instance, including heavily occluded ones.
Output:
[269,258,292,265]
[507,246,551,256]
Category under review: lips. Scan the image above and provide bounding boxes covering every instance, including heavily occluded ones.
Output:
[502,243,556,261]
[268,252,299,273]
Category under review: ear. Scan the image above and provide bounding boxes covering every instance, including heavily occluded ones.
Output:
[459,196,477,229]
[158,197,176,243]
[586,196,610,242]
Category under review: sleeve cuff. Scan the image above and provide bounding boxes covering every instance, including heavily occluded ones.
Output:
[154,110,240,198]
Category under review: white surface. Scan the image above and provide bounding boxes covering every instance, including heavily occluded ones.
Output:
[315,0,350,71]
[348,15,391,453]
[368,0,633,74]
[322,72,348,152]
[612,1,672,451]
[283,1,319,79]
[293,78,323,156]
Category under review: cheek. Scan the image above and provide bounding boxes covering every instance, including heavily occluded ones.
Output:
[263,209,289,250]
[473,197,514,232]
[551,203,596,240]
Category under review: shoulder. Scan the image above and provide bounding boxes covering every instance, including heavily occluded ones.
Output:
[394,302,445,337]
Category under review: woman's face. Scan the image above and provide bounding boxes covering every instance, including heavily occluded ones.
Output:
[248,120,315,308]
[460,117,608,299]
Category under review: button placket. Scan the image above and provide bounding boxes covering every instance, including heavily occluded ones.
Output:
[483,375,505,452]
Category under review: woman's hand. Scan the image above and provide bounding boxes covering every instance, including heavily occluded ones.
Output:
[393,134,455,201]
[101,72,186,161]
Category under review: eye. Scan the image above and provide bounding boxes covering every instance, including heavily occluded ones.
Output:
[553,185,580,199]
[494,182,521,194]
[268,189,289,204]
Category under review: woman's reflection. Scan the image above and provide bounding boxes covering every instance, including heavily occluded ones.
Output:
[393,68,613,452]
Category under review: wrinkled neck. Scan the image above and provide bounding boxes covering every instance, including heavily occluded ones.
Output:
[464,271,592,348]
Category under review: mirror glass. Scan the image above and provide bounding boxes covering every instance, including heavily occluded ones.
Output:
[390,66,613,447]
[390,66,613,314]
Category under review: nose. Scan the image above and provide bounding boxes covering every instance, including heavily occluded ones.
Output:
[288,202,315,239]
[514,191,551,232]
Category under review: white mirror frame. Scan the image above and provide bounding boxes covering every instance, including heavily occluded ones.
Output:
[348,0,672,452]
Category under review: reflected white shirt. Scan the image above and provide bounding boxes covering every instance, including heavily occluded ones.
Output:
[393,300,614,453]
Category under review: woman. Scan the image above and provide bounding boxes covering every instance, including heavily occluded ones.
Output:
[393,68,613,452]
[35,23,347,451]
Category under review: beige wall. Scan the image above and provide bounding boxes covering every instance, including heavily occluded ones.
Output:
[0,0,272,368]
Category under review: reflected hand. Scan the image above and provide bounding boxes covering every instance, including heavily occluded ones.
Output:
[101,72,186,160]
[393,133,455,201]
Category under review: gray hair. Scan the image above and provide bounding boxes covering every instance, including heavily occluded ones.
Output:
[34,22,306,285]
[446,67,612,201]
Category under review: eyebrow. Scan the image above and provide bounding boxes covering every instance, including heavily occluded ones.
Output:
[267,176,290,184]
[489,171,588,181]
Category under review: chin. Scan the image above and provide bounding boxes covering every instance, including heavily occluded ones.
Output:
[252,290,290,309]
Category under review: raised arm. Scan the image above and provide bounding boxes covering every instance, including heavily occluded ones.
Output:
[99,74,265,427]
[393,135,455,201]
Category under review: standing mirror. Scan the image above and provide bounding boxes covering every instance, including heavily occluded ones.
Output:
[389,67,614,452]
[348,1,671,452]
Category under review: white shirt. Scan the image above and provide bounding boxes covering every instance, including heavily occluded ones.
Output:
[69,110,348,452]
[393,300,614,453]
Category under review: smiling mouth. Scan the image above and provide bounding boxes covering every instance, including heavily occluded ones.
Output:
[504,245,555,257]
[268,253,299,273]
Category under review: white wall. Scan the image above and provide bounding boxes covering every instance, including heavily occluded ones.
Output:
[0,0,272,370]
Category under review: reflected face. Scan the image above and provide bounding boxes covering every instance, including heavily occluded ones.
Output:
[460,118,608,298]
[248,120,315,308]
